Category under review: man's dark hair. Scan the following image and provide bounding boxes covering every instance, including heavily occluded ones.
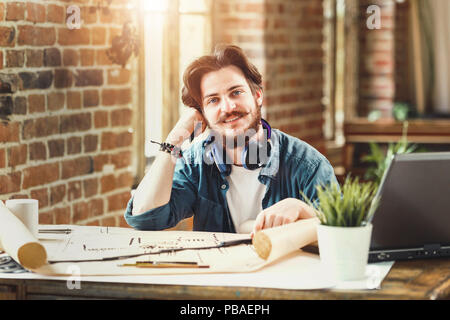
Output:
[181,44,263,112]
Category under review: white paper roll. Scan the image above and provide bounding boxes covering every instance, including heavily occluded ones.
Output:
[252,218,319,262]
[5,199,39,238]
[0,200,47,270]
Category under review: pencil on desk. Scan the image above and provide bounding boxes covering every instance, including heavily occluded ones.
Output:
[118,261,210,268]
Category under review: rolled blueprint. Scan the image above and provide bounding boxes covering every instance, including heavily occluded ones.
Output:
[0,200,47,270]
[6,199,39,238]
[252,217,319,262]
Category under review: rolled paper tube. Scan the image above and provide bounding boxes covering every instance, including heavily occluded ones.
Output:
[252,217,320,261]
[6,199,39,238]
[0,201,47,270]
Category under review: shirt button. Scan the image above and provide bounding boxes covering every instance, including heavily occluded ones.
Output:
[221,184,227,190]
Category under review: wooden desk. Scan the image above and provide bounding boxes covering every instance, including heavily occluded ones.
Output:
[0,258,449,300]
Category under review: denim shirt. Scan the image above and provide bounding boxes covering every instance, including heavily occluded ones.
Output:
[124,129,337,232]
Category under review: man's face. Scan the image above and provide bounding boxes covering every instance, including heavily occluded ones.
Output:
[200,65,263,143]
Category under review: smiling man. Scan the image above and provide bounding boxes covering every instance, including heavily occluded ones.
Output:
[125,45,337,234]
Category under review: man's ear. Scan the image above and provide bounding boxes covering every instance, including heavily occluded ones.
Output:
[255,89,263,107]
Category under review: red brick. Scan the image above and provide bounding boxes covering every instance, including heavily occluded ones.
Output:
[87,219,100,226]
[63,49,79,66]
[60,113,92,133]
[94,110,108,128]
[107,191,131,212]
[50,184,66,205]
[0,148,5,168]
[101,132,116,150]
[111,108,132,127]
[0,172,21,195]
[47,92,65,111]
[58,28,90,45]
[83,178,98,198]
[107,68,131,85]
[0,3,4,21]
[18,26,56,46]
[74,69,103,87]
[101,174,116,194]
[118,215,131,228]
[111,150,131,169]
[6,2,25,21]
[61,156,92,179]
[96,49,113,66]
[28,94,45,113]
[22,116,59,140]
[22,163,59,189]
[68,180,82,201]
[88,198,104,217]
[109,27,122,43]
[29,142,46,161]
[67,91,81,109]
[27,2,46,23]
[54,69,73,88]
[26,49,44,67]
[0,27,16,47]
[84,134,98,153]
[83,90,99,107]
[30,188,49,209]
[72,201,89,223]
[101,216,116,227]
[67,136,82,155]
[102,88,132,106]
[93,154,110,172]
[54,206,71,224]
[5,50,24,68]
[80,49,95,66]
[39,211,54,225]
[48,139,65,158]
[9,194,28,200]
[0,122,20,143]
[7,144,27,167]
[117,171,133,189]
[0,51,3,69]
[47,4,65,23]
[116,131,133,148]
[92,27,106,45]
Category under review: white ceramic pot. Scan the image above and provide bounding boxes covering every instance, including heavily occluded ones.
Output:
[317,223,373,281]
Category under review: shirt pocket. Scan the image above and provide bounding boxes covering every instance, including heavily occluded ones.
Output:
[194,196,226,232]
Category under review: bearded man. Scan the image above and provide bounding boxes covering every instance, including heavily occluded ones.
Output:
[125,45,337,234]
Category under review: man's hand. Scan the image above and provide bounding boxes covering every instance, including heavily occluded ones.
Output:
[252,198,316,234]
[166,108,206,146]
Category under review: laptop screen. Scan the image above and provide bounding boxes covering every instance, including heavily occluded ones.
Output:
[369,152,450,251]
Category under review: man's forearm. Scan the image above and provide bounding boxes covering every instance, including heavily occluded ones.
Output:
[131,152,177,216]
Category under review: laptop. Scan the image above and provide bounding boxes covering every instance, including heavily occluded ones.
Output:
[368,152,450,262]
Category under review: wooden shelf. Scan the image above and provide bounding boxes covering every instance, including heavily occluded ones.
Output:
[343,119,450,173]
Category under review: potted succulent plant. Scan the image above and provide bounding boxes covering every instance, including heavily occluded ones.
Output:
[302,177,380,281]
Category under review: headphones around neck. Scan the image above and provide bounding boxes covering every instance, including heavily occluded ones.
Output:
[205,119,273,175]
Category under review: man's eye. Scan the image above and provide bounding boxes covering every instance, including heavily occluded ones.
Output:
[208,98,218,104]
[232,90,242,96]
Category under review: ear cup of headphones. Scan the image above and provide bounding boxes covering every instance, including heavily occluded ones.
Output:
[212,144,231,174]
[241,139,272,170]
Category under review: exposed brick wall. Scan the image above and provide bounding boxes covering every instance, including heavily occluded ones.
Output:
[213,0,326,154]
[358,0,396,118]
[0,0,137,227]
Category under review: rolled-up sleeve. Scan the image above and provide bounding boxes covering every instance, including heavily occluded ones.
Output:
[124,156,198,230]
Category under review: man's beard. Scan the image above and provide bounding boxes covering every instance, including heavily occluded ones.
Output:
[209,105,262,149]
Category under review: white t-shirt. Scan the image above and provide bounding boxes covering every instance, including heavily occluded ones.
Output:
[225,165,267,233]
